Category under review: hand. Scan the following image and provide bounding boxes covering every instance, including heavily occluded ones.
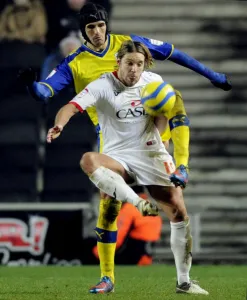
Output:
[18,67,37,86]
[169,165,189,189]
[211,74,232,91]
[47,125,63,143]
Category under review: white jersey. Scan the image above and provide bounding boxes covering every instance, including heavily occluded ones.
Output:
[70,71,175,186]
[70,71,166,156]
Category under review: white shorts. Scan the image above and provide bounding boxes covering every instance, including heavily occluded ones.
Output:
[104,148,175,186]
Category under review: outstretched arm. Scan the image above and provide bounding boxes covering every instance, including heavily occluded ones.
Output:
[168,49,231,90]
[18,52,76,103]
[46,80,101,143]
[46,103,79,143]
[130,34,232,91]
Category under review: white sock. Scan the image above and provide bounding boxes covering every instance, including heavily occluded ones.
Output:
[170,220,192,285]
[89,166,142,206]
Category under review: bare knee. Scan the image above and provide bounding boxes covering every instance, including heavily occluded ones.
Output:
[80,152,98,174]
[158,200,185,222]
[169,207,186,222]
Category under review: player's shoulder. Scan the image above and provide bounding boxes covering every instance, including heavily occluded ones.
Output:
[98,72,115,82]
[89,72,113,89]
[59,46,86,65]
[142,71,163,83]
[109,33,131,43]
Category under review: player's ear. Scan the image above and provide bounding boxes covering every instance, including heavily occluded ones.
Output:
[117,59,120,66]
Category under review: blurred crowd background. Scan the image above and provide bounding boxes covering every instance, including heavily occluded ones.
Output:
[0,0,246,264]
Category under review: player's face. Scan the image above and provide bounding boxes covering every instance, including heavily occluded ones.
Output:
[118,53,145,86]
[85,21,106,48]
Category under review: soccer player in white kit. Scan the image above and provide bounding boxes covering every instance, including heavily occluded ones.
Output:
[47,40,208,295]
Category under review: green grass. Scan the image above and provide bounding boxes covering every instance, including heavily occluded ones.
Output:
[0,265,246,300]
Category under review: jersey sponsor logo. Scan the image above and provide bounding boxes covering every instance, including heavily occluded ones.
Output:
[131,100,141,107]
[116,107,147,119]
[149,39,163,46]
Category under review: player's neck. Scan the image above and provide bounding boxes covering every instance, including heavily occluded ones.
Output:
[84,38,108,52]
[117,72,130,87]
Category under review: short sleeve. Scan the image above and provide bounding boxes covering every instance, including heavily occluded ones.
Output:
[69,80,103,112]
